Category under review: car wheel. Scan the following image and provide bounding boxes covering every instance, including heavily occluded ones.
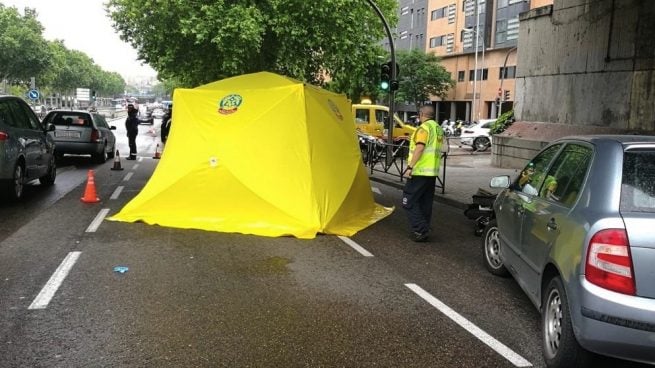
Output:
[4,162,25,201]
[107,144,116,159]
[93,144,108,163]
[542,276,590,367]
[474,137,491,152]
[482,219,510,276]
[39,156,56,186]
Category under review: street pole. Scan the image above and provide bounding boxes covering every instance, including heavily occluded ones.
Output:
[472,0,480,123]
[365,0,396,165]
[498,46,517,117]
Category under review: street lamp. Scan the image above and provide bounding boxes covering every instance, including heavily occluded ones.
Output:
[463,25,485,123]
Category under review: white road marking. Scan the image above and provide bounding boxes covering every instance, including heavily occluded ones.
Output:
[110,186,124,200]
[372,187,382,195]
[28,252,82,310]
[123,172,133,181]
[338,236,374,257]
[132,164,139,170]
[138,157,144,162]
[86,208,110,233]
[405,284,532,367]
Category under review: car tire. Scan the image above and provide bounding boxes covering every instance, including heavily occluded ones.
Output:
[482,219,510,276]
[474,137,491,152]
[107,144,116,159]
[542,276,590,368]
[93,144,108,164]
[39,156,56,186]
[3,162,25,201]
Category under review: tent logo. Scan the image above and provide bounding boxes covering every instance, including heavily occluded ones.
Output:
[327,99,343,121]
[218,94,243,115]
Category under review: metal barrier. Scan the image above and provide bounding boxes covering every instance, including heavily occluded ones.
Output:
[362,140,447,194]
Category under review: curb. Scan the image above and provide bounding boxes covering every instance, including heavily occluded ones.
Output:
[368,176,469,210]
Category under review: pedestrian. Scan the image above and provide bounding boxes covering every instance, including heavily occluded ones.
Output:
[125,103,139,160]
[161,104,172,143]
[402,105,445,242]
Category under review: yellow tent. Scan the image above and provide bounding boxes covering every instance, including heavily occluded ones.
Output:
[110,72,392,239]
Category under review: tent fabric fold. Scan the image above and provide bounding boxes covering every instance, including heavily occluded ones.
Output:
[110,71,393,239]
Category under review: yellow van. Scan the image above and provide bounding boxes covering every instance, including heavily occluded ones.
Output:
[352,100,415,142]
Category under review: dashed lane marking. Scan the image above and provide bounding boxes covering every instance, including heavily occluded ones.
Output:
[28,252,82,310]
[123,172,133,181]
[86,208,110,233]
[338,236,374,257]
[132,164,139,170]
[405,283,532,367]
[110,186,124,200]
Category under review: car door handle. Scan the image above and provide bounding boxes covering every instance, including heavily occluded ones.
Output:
[547,218,558,231]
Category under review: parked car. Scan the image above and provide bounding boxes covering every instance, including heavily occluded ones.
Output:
[483,135,655,367]
[42,110,117,163]
[459,119,495,151]
[0,95,57,201]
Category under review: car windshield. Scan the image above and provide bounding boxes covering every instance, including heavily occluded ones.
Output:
[621,150,655,213]
[46,112,91,127]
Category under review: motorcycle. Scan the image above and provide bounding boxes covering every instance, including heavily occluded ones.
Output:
[442,120,454,137]
[463,188,497,236]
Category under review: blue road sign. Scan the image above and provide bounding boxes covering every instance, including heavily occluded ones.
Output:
[28,89,40,100]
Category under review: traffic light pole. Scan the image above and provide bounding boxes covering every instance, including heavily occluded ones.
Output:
[498,46,517,117]
[365,0,396,165]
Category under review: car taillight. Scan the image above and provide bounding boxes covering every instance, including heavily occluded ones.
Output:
[0,131,8,141]
[90,129,100,142]
[585,229,635,295]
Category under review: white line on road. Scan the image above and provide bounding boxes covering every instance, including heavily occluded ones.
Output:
[28,252,82,310]
[371,187,382,195]
[123,172,133,181]
[132,164,140,170]
[110,186,124,200]
[338,236,374,257]
[405,283,532,367]
[138,157,144,162]
[86,208,110,233]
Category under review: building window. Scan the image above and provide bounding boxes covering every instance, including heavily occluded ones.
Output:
[448,4,456,24]
[469,68,489,81]
[431,7,446,20]
[497,0,508,8]
[496,16,519,44]
[429,35,445,48]
[499,66,516,79]
[458,71,465,82]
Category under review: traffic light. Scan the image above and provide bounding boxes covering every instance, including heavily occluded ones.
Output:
[504,90,510,101]
[380,62,391,91]
[91,90,97,101]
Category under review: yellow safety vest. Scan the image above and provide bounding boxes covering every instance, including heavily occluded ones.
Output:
[408,119,443,176]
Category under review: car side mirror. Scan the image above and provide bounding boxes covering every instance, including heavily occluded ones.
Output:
[490,175,510,188]
[46,123,55,132]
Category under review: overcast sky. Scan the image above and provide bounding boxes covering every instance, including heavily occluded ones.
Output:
[1,0,157,80]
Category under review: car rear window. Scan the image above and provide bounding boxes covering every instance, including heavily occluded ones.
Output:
[48,113,91,127]
[621,150,655,213]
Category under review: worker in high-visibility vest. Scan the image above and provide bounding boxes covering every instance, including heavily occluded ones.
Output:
[402,105,444,242]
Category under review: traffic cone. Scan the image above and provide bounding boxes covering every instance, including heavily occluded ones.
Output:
[81,170,100,203]
[153,144,161,159]
[110,150,124,171]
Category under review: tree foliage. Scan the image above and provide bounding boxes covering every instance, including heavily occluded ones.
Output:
[106,0,397,94]
[392,49,455,111]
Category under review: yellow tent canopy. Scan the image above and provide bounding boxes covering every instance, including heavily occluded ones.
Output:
[110,72,392,239]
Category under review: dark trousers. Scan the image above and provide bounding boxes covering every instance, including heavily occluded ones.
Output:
[128,132,137,158]
[402,175,437,235]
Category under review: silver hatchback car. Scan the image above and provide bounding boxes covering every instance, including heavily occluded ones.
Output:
[483,135,655,367]
[43,110,117,163]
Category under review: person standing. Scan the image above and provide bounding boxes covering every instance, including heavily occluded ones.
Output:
[161,104,172,143]
[402,105,445,242]
[125,104,139,160]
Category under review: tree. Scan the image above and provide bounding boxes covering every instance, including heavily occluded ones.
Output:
[106,0,397,93]
[392,49,455,111]
[0,5,52,85]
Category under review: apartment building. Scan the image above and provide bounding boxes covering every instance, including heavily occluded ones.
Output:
[422,0,551,122]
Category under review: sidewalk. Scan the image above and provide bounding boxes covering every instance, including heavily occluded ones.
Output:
[367,151,518,209]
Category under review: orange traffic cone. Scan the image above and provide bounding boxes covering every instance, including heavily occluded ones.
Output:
[110,150,124,171]
[153,144,161,159]
[81,170,100,203]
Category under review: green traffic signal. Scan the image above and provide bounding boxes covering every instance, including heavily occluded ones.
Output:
[380,81,390,90]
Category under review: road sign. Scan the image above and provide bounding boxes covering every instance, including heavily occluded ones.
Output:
[28,89,40,100]
[76,88,91,102]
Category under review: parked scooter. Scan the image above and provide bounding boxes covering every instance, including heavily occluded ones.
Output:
[464,188,497,236]
[442,120,454,137]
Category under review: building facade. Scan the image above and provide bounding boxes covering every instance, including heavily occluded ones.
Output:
[424,0,546,122]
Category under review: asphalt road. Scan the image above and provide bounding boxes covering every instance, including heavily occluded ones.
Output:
[0,118,648,368]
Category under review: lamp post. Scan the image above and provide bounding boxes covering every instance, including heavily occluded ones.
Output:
[464,25,485,123]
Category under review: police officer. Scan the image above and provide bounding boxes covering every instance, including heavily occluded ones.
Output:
[125,104,139,160]
[402,105,444,242]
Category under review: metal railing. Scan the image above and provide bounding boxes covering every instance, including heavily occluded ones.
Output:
[361,139,447,194]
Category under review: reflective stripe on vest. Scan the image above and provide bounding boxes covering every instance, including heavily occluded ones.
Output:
[408,119,443,176]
